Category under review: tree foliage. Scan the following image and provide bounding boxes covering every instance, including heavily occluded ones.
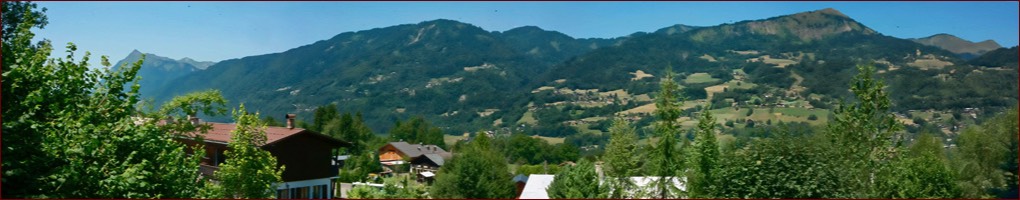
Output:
[647,68,687,198]
[547,159,609,198]
[430,134,515,198]
[875,133,960,198]
[199,105,284,198]
[825,65,903,197]
[389,116,446,149]
[713,132,842,198]
[602,119,642,198]
[952,107,1018,198]
[1,9,207,198]
[687,106,720,198]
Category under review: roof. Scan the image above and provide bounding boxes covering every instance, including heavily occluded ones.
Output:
[422,154,446,166]
[519,174,555,199]
[189,122,346,147]
[420,171,435,177]
[512,174,529,183]
[382,142,449,158]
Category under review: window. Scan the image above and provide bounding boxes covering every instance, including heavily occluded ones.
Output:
[215,149,226,166]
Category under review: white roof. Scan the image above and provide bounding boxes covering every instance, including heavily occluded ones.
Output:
[420,171,435,177]
[519,174,555,199]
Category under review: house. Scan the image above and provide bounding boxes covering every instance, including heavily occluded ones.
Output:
[513,174,529,198]
[409,153,451,184]
[518,174,556,199]
[177,114,349,199]
[516,174,685,199]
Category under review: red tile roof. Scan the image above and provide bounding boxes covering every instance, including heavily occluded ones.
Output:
[197,122,307,145]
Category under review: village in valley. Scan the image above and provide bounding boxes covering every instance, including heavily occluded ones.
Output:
[3,1,1018,199]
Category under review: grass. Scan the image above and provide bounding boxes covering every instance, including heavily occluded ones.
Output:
[517,110,538,125]
[710,107,830,126]
[534,135,565,145]
[631,70,654,81]
[617,100,705,116]
[684,73,720,84]
[443,134,468,147]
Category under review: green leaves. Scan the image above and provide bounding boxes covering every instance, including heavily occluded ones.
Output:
[2,7,206,197]
[647,67,687,198]
[201,104,285,198]
[547,159,609,198]
[602,119,641,198]
[430,133,515,198]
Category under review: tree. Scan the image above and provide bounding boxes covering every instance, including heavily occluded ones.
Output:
[389,116,446,149]
[2,1,47,43]
[547,159,609,198]
[312,104,340,132]
[200,104,284,198]
[688,106,719,198]
[603,119,641,198]
[875,133,959,198]
[825,65,903,197]
[2,10,207,198]
[952,107,1018,198]
[430,133,515,198]
[347,176,428,199]
[713,132,841,198]
[647,68,686,198]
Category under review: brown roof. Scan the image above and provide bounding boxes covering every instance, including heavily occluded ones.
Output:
[193,122,345,146]
[382,142,449,158]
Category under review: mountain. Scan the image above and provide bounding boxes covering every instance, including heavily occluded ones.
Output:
[179,57,216,70]
[497,26,619,69]
[911,33,1002,59]
[540,8,951,90]
[968,46,1019,68]
[112,50,216,100]
[137,8,1016,136]
[148,19,614,133]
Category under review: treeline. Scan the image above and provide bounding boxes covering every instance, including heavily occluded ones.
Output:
[538,65,1019,199]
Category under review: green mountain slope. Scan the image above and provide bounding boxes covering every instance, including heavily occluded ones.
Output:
[911,33,1002,59]
[124,8,1016,136]
[111,50,215,100]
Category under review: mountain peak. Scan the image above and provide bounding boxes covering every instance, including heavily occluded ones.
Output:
[911,33,1002,57]
[129,49,143,56]
[707,7,874,41]
[815,8,848,18]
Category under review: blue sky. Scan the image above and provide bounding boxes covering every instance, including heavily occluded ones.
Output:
[33,2,1019,66]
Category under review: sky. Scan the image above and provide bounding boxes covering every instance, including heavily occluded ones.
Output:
[32,1,1020,67]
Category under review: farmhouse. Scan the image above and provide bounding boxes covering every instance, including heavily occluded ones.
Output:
[177,114,349,199]
[378,141,452,181]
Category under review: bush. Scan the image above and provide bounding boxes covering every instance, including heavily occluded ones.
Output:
[807,114,818,121]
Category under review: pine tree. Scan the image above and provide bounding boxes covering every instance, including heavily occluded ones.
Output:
[648,68,686,198]
[603,119,641,198]
[825,65,903,197]
[689,106,719,197]
[547,159,609,198]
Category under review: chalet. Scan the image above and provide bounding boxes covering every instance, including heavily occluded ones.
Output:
[378,142,451,181]
[177,114,349,199]
[378,142,449,165]
[409,153,451,184]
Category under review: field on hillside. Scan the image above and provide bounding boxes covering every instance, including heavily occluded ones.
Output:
[684,73,720,84]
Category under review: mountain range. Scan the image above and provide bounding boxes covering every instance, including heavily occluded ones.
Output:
[910,33,1002,59]
[114,8,1018,134]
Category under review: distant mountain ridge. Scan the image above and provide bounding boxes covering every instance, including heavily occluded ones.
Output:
[112,50,217,100]
[114,8,1016,134]
[911,33,1002,59]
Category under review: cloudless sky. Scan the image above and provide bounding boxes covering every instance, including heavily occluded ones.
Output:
[33,1,1019,67]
